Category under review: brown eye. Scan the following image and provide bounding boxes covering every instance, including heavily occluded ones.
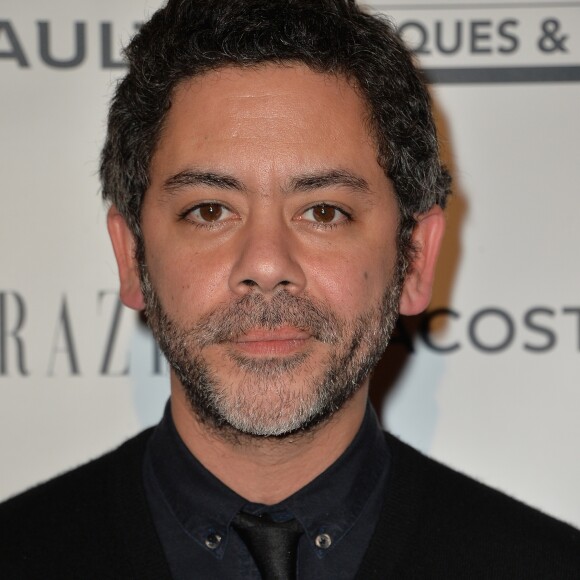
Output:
[187,202,236,225]
[312,204,336,223]
[197,203,223,222]
[301,204,348,226]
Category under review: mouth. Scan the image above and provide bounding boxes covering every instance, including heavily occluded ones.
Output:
[231,326,312,357]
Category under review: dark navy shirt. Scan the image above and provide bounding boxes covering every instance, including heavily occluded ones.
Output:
[143,402,390,579]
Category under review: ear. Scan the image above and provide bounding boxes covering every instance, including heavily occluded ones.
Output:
[399,205,446,316]
[107,205,145,311]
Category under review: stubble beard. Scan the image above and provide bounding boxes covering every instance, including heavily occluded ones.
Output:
[140,261,404,439]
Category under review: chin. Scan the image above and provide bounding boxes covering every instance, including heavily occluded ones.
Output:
[182,361,365,440]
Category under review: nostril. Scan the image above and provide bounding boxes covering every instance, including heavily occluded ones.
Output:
[239,279,291,291]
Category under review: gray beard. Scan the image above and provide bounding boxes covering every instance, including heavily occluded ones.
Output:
[140,264,403,439]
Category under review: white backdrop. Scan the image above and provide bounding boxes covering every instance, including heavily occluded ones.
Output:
[1,0,579,529]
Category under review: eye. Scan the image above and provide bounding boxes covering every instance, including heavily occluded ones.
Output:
[184,202,235,224]
[300,204,350,225]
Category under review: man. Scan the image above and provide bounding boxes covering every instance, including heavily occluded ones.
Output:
[1,0,579,578]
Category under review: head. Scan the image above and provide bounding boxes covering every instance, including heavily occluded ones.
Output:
[102,0,450,438]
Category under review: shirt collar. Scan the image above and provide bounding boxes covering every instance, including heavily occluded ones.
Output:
[146,400,390,559]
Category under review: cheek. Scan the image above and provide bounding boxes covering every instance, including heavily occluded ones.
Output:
[304,244,395,314]
[146,244,231,315]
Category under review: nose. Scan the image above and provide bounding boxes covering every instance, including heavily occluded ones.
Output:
[228,215,307,296]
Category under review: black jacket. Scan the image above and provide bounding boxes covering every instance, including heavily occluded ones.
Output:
[1,429,579,579]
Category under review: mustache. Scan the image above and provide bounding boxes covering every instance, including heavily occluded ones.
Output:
[188,291,343,347]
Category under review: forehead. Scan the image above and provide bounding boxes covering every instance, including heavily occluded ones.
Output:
[150,64,388,190]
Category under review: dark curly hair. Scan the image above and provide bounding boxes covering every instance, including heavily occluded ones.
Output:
[100,0,450,260]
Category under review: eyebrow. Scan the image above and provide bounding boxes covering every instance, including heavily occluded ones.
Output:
[286,170,371,196]
[161,168,372,198]
[162,169,246,195]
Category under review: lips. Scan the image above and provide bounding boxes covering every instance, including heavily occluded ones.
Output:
[232,326,312,356]
[235,327,311,343]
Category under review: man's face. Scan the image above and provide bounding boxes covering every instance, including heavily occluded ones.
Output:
[137,64,403,437]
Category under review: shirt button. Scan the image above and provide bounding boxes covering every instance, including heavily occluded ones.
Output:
[205,533,222,550]
[315,533,332,549]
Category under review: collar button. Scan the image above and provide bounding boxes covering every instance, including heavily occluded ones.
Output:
[205,533,222,550]
[315,533,332,549]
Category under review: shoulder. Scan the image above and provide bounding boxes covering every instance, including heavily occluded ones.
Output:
[359,433,580,579]
[392,433,579,537]
[0,429,162,579]
[0,428,153,525]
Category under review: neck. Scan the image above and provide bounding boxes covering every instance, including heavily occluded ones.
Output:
[170,382,369,505]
